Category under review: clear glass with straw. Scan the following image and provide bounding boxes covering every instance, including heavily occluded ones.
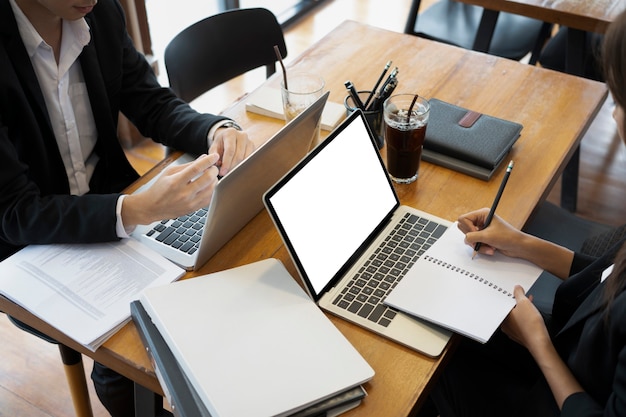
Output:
[383,94,430,184]
[274,45,325,123]
[280,73,325,122]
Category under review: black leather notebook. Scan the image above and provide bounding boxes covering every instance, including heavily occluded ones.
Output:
[423,98,523,180]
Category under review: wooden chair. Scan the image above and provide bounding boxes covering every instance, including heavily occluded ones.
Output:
[164,7,287,103]
[7,317,93,417]
[405,0,552,62]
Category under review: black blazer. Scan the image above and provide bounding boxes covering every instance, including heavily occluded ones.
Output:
[549,240,626,416]
[0,0,226,260]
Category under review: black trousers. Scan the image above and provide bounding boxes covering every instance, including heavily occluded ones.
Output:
[419,331,560,417]
[92,362,135,417]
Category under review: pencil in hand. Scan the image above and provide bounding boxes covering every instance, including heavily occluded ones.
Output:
[472,160,514,259]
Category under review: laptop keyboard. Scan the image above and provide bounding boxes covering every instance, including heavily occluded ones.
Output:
[332,213,447,327]
[144,207,208,255]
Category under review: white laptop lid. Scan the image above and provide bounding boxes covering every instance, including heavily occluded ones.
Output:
[140,258,374,417]
[264,110,399,300]
[263,111,454,358]
[133,92,329,270]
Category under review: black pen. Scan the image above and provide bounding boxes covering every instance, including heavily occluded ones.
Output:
[368,77,398,111]
[380,77,398,101]
[379,67,399,93]
[472,160,514,259]
[367,70,398,111]
[364,60,392,110]
[344,80,365,110]
[371,67,398,108]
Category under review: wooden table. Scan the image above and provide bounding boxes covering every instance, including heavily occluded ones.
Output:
[451,0,626,211]
[457,0,624,35]
[0,21,608,416]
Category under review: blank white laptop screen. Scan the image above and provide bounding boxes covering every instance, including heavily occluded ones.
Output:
[266,114,398,296]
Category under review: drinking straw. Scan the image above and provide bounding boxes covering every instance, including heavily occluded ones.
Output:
[274,45,288,90]
[407,94,419,124]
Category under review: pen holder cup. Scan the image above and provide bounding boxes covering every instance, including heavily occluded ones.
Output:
[344,91,384,149]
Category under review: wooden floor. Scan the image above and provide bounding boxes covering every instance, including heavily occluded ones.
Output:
[3,0,626,416]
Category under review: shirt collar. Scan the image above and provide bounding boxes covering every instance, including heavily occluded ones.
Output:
[9,0,91,58]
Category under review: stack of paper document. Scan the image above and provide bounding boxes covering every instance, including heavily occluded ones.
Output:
[245,85,346,131]
[138,258,374,417]
[0,239,184,351]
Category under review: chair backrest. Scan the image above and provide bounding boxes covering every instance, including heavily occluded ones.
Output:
[522,200,624,314]
[164,8,287,103]
[405,0,551,62]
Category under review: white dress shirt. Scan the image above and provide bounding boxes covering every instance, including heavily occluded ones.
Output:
[10,0,236,238]
[11,0,96,196]
[11,0,132,238]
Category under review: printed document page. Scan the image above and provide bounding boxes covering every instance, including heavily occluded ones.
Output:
[0,239,184,351]
[385,223,542,343]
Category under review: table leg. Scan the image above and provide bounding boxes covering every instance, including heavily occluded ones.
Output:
[561,146,580,212]
[473,9,500,53]
[565,28,586,76]
[561,28,587,211]
[58,345,94,417]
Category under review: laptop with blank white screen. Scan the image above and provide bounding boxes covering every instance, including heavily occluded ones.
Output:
[263,109,453,357]
[132,91,328,271]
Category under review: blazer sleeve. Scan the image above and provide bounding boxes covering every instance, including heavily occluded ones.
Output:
[558,269,626,417]
[561,345,626,417]
[0,0,233,261]
[0,122,121,259]
[553,244,622,328]
[570,252,598,276]
[561,392,602,416]
[85,0,228,155]
[0,32,122,260]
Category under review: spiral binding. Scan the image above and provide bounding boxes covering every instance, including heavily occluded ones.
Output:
[423,255,514,298]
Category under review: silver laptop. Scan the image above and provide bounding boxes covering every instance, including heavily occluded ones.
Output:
[263,109,453,357]
[132,92,328,270]
[139,258,374,417]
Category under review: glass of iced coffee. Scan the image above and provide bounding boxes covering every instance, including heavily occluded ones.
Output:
[383,94,430,184]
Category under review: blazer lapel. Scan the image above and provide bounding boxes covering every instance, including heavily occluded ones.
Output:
[79,39,117,138]
[556,281,604,337]
[78,19,139,192]
[0,0,53,134]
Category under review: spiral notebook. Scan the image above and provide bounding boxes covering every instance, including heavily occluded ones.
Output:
[384,224,542,343]
[423,98,523,180]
